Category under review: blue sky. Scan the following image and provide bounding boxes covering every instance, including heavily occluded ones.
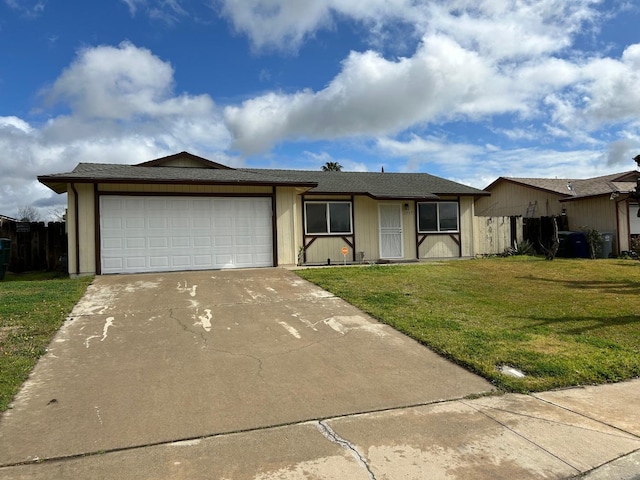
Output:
[2,0,640,219]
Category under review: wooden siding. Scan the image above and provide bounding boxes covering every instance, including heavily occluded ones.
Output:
[299,196,476,263]
[476,182,566,217]
[70,183,96,276]
[618,201,631,252]
[474,216,523,255]
[417,197,475,258]
[459,197,475,256]
[566,196,617,233]
[418,235,459,258]
[275,187,298,265]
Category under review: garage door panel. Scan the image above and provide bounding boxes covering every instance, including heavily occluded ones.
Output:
[125,257,146,269]
[149,257,169,268]
[100,196,273,274]
[149,237,168,248]
[170,218,189,229]
[172,256,191,267]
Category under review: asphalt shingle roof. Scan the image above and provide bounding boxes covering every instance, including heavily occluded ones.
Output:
[494,171,639,200]
[242,169,486,198]
[39,159,487,199]
[38,162,317,193]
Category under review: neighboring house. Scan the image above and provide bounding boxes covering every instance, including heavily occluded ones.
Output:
[0,214,17,226]
[475,171,640,255]
[38,151,489,276]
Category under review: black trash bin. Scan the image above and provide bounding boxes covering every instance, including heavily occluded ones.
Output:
[557,231,589,258]
[0,238,11,280]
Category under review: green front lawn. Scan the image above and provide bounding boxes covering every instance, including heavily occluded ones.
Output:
[0,272,92,412]
[296,257,640,392]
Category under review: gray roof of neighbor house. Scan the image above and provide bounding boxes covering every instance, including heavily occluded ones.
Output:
[485,171,640,201]
[38,151,488,199]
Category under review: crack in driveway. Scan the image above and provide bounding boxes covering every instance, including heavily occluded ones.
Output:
[317,420,376,480]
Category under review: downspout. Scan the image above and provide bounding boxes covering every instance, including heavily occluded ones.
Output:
[70,183,80,275]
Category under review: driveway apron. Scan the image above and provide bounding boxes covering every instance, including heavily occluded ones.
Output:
[0,268,493,465]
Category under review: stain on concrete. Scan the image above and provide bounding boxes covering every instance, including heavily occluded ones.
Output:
[195,310,213,333]
[278,321,301,339]
[84,317,115,348]
[323,316,386,337]
[177,281,197,297]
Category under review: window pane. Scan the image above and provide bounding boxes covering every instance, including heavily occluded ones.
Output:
[329,203,351,233]
[306,203,328,234]
[439,203,459,231]
[418,203,438,232]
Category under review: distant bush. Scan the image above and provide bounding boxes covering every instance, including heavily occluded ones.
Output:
[580,227,602,259]
[631,237,640,258]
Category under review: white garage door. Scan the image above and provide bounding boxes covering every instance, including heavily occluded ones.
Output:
[100,196,273,274]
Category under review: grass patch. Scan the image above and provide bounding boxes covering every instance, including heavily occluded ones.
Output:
[296,257,640,393]
[0,272,92,412]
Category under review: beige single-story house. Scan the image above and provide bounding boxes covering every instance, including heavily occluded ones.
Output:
[38,151,489,276]
[475,171,640,255]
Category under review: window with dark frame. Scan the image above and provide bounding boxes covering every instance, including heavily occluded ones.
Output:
[417,202,459,233]
[305,201,352,235]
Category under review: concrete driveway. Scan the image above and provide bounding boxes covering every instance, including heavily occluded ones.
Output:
[4,268,638,479]
[0,268,493,470]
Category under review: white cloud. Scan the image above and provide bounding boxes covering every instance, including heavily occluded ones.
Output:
[218,0,423,52]
[0,42,232,220]
[218,0,600,54]
[225,34,523,154]
[4,0,46,17]
[221,0,640,178]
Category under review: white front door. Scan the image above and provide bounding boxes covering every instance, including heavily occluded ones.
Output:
[379,204,403,259]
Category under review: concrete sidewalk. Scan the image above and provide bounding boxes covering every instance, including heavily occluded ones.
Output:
[0,380,639,479]
[0,268,638,479]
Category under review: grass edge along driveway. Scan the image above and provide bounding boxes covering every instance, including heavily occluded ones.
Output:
[295,257,640,393]
[0,273,93,412]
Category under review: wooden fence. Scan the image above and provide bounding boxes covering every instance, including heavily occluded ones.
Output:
[0,220,67,272]
[473,216,523,256]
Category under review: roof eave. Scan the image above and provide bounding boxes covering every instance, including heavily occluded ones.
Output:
[37,176,318,191]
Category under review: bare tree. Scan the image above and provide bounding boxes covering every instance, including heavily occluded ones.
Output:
[17,205,41,222]
[47,206,66,222]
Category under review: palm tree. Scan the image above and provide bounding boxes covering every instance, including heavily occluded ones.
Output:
[321,161,343,171]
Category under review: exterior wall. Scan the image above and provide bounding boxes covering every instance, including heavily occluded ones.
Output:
[300,195,355,264]
[68,183,97,276]
[72,183,284,275]
[275,187,299,265]
[417,196,475,259]
[565,196,616,233]
[618,200,631,252]
[565,196,620,254]
[301,195,475,264]
[476,182,566,217]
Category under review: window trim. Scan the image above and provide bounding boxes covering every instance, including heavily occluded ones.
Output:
[417,201,460,233]
[304,201,353,236]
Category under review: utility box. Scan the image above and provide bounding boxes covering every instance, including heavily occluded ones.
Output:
[0,238,11,280]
